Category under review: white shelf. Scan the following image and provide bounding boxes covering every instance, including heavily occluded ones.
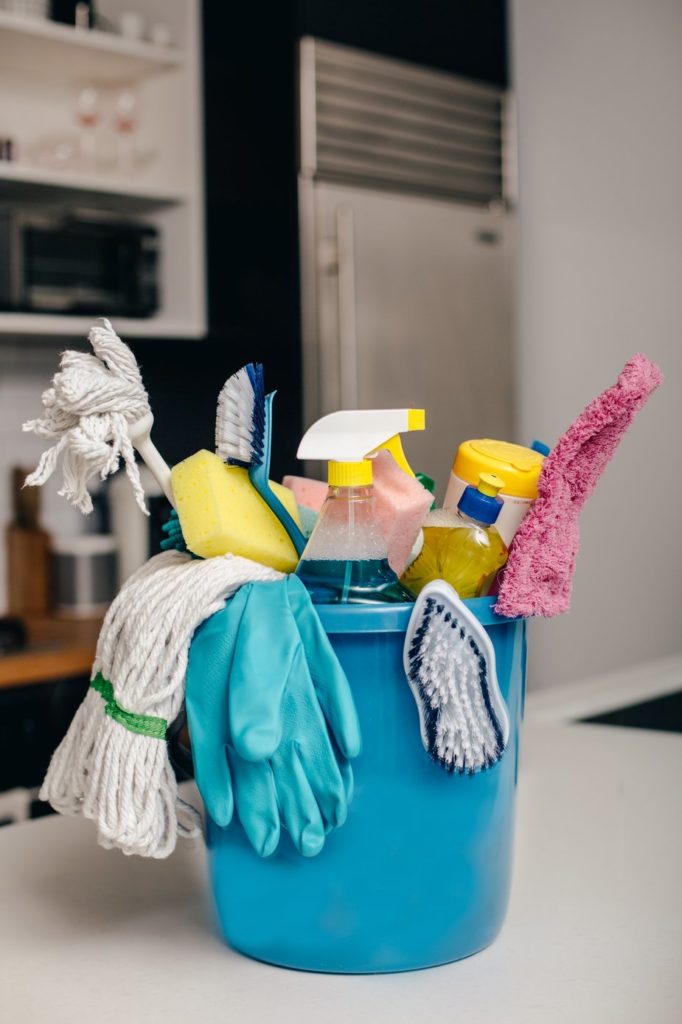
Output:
[0,162,186,211]
[0,1,206,342]
[0,312,204,339]
[0,11,184,83]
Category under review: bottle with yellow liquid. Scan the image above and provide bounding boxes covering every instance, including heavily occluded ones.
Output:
[401,473,508,599]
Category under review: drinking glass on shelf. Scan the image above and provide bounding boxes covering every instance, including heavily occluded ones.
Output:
[75,86,99,173]
[113,90,138,178]
[30,136,79,172]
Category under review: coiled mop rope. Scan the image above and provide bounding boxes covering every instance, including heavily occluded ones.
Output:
[41,550,282,858]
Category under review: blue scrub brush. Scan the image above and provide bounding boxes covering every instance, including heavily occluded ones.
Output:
[216,363,306,557]
[403,580,510,773]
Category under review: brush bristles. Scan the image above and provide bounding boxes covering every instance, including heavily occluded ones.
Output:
[215,363,265,467]
[245,363,265,465]
[408,597,505,773]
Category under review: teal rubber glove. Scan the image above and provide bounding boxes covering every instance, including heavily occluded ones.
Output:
[186,575,361,858]
[161,509,187,553]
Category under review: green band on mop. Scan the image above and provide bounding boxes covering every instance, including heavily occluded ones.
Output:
[90,673,168,740]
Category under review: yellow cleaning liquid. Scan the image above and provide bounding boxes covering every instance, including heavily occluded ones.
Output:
[402,474,508,598]
[402,514,507,598]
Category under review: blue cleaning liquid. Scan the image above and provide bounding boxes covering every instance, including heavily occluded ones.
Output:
[296,558,415,605]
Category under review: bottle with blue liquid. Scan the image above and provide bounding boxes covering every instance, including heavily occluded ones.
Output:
[295,410,425,605]
[296,458,414,604]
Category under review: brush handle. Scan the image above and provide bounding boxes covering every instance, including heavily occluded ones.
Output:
[128,413,175,507]
[259,485,307,558]
[250,394,307,558]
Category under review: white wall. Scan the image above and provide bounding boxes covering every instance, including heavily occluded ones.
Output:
[0,346,85,612]
[512,0,682,688]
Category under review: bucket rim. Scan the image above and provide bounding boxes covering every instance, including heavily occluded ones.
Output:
[316,596,521,633]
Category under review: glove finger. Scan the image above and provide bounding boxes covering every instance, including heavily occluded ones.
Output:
[186,587,251,742]
[188,733,234,828]
[229,582,299,762]
[318,758,354,837]
[185,592,253,828]
[286,576,362,759]
[295,734,349,830]
[271,642,348,828]
[272,742,326,858]
[231,750,280,858]
[339,755,354,805]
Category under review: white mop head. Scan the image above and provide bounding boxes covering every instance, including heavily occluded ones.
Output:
[23,318,151,514]
[403,581,510,773]
[40,549,282,857]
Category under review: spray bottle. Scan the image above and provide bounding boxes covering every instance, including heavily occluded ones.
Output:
[296,410,425,604]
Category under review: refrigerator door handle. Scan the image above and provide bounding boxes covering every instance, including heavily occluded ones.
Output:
[335,205,359,410]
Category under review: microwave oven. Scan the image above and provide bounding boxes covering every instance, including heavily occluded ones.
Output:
[0,208,159,318]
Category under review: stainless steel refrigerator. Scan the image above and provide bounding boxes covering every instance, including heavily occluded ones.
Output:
[298,38,516,496]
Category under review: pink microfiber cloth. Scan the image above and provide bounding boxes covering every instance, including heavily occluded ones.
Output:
[495,354,663,618]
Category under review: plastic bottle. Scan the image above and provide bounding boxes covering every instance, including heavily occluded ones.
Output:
[296,459,415,604]
[295,409,427,604]
[443,439,545,546]
[402,473,508,599]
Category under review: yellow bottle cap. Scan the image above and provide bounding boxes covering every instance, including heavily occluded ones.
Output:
[477,472,505,497]
[454,439,545,499]
[328,459,373,487]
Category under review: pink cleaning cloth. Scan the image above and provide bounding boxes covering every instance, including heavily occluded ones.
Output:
[373,450,433,576]
[495,354,663,618]
[282,475,328,512]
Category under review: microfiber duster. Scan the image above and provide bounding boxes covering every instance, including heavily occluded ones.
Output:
[495,354,663,618]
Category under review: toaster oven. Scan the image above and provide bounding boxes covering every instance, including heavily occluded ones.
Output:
[0,208,159,318]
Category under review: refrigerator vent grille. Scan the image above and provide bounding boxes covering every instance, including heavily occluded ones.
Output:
[300,38,508,205]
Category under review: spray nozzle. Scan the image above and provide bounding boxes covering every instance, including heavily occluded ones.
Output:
[297,409,426,486]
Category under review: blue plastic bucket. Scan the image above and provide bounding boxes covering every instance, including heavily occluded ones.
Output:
[207,597,526,973]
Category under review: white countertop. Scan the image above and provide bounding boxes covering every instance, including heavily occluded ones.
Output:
[1,721,681,1024]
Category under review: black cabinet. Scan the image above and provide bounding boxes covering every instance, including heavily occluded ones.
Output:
[0,678,88,795]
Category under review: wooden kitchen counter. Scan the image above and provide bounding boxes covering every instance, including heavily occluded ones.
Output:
[0,615,101,689]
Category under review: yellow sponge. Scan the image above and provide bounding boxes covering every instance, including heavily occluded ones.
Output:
[171,450,302,572]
